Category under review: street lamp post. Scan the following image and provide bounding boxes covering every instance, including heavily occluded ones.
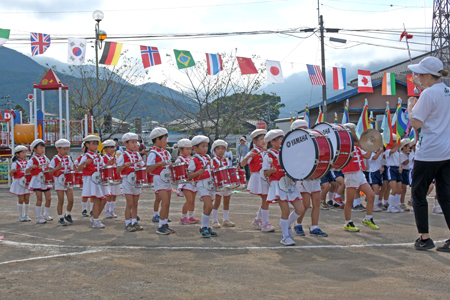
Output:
[92,10,105,134]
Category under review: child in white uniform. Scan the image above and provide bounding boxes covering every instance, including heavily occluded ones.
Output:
[102,139,122,218]
[10,145,33,222]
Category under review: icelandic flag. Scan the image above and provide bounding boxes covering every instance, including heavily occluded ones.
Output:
[30,32,51,56]
[206,53,223,75]
[304,103,310,128]
[333,67,346,90]
[140,46,162,68]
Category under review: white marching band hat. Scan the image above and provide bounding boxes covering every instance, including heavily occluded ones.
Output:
[250,129,267,139]
[343,123,356,130]
[291,119,308,130]
[410,138,415,146]
[212,139,227,150]
[400,138,411,146]
[264,129,284,144]
[191,135,209,146]
[83,135,100,142]
[30,139,45,150]
[55,139,70,148]
[14,145,28,154]
[177,139,191,148]
[150,127,168,140]
[122,132,138,142]
[102,139,115,147]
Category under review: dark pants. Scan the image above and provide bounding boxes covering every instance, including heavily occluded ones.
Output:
[412,159,450,234]
[244,164,250,181]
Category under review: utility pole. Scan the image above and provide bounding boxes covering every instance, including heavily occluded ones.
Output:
[431,0,450,86]
[318,1,327,119]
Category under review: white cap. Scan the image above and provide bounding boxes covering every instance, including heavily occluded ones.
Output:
[392,134,397,141]
[343,123,356,130]
[102,139,115,147]
[408,56,444,77]
[83,135,100,142]
[191,135,209,146]
[30,139,45,150]
[401,138,410,146]
[264,129,284,144]
[250,129,267,139]
[177,139,191,148]
[291,119,308,130]
[122,132,138,142]
[150,127,168,140]
[410,138,416,146]
[212,139,227,151]
[55,139,70,148]
[14,145,28,154]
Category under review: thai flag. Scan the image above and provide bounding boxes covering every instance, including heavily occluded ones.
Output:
[206,53,223,75]
[333,67,346,90]
[30,33,51,56]
[140,46,162,68]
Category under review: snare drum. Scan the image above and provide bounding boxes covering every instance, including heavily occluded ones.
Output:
[147,173,154,187]
[25,173,32,187]
[279,128,333,181]
[43,168,54,186]
[101,166,121,186]
[135,167,148,188]
[113,168,122,184]
[73,171,83,188]
[64,171,75,188]
[170,162,190,184]
[213,167,232,191]
[227,167,240,189]
[236,168,247,190]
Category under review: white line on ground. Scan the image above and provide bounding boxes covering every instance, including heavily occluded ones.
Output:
[0,249,102,265]
[0,231,65,242]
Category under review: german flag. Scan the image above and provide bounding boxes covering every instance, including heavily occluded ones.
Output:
[99,42,123,66]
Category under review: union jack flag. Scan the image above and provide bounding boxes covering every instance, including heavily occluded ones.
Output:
[30,32,51,56]
[140,46,161,68]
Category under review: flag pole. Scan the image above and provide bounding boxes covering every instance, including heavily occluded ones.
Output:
[403,23,420,95]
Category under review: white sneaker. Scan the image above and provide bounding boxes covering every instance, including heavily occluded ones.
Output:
[43,215,53,221]
[280,236,296,246]
[410,206,414,213]
[92,220,105,228]
[104,211,112,218]
[433,206,443,214]
[18,216,26,222]
[211,221,221,228]
[372,205,383,212]
[394,205,404,213]
[90,217,94,223]
[387,206,400,213]
[24,215,31,222]
[288,226,295,240]
[110,211,118,218]
[36,217,47,224]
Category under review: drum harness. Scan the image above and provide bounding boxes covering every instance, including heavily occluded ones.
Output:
[266,149,296,193]
[85,152,102,184]
[31,154,49,184]
[150,149,171,183]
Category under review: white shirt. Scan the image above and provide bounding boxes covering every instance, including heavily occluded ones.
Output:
[49,155,74,171]
[411,82,450,161]
[400,152,410,170]
[409,150,415,170]
[385,149,400,167]
[116,151,144,167]
[368,152,383,173]
[146,149,172,166]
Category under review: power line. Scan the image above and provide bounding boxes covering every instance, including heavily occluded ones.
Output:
[322,0,430,8]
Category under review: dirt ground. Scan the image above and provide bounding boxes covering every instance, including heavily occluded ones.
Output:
[0,186,449,300]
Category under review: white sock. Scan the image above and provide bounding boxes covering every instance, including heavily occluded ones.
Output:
[389,195,395,208]
[154,211,159,217]
[58,214,64,219]
[125,219,131,226]
[188,211,194,218]
[355,198,361,206]
[35,206,42,218]
[288,211,300,226]
[158,219,164,228]
[256,207,262,220]
[295,222,302,226]
[280,219,290,238]
[395,194,401,206]
[94,218,99,223]
[90,202,94,212]
[17,203,23,218]
[365,215,372,220]
[310,225,318,231]
[345,219,352,225]
[24,204,30,216]
[110,201,116,212]
[212,209,218,222]
[382,199,388,205]
[202,213,210,228]
[132,218,137,225]
[374,195,379,205]
[181,214,187,219]
[66,211,71,216]
[44,207,50,216]
[328,192,335,201]
[223,210,229,221]
[262,209,269,224]
[104,202,110,212]
[333,194,341,200]
[82,202,87,211]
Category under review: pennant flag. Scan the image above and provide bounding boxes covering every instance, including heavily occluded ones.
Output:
[369,111,374,129]
[355,99,369,138]
[307,65,326,85]
[237,57,258,75]
[382,72,396,95]
[290,113,294,124]
[140,46,162,69]
[304,103,310,129]
[391,109,397,143]
[407,74,422,96]
[358,70,373,93]
[382,102,393,147]
[266,60,283,83]
[4,110,11,122]
[400,30,413,41]
[0,29,10,47]
[67,38,87,65]
[30,32,51,56]
[99,42,123,66]
[316,106,324,124]
[334,112,338,124]
[206,53,223,75]
[397,99,408,140]
[333,67,346,90]
[342,99,349,124]
[174,49,195,70]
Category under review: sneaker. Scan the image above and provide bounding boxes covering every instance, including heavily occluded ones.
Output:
[92,220,105,229]
[82,210,88,217]
[294,225,305,236]
[280,236,296,246]
[436,239,450,252]
[137,215,140,221]
[362,218,379,230]
[352,205,364,212]
[23,215,31,222]
[414,237,435,251]
[110,212,118,218]
[36,216,46,224]
[320,202,330,210]
[252,219,263,230]
[18,216,26,222]
[432,206,443,214]
[165,224,175,234]
[104,211,113,218]
[261,222,276,232]
[188,217,199,224]
[387,206,401,213]
[382,203,389,210]
[64,214,73,224]
[372,205,383,212]
[90,217,94,223]
[400,203,410,211]
[58,218,67,226]
[167,219,171,222]
[152,215,160,222]
[43,215,53,221]
[199,227,211,238]
[133,223,144,231]
[156,225,171,235]
[361,204,367,211]
[408,198,413,206]
[310,227,328,237]
[344,222,360,232]
[394,205,404,212]
[211,221,221,228]
[179,217,193,225]
[125,224,136,232]
[327,200,334,206]
[208,227,218,237]
[377,203,385,211]
[222,220,235,227]
[288,226,295,239]
[90,211,93,217]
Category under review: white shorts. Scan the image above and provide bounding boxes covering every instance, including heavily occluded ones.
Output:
[54,175,72,191]
[267,180,302,203]
[216,190,232,197]
[177,182,197,197]
[121,175,142,196]
[82,176,105,199]
[247,172,269,196]
[296,179,321,194]
[344,171,368,189]
[109,184,123,197]
[10,178,33,195]
[28,175,52,191]
[152,175,172,193]
[196,178,216,200]
[102,185,111,197]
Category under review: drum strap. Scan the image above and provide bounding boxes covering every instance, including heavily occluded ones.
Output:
[85,152,100,171]
[55,154,69,171]
[32,155,48,167]
[265,149,279,158]
[150,150,170,166]
[125,151,139,163]
[212,157,228,168]
[194,154,210,168]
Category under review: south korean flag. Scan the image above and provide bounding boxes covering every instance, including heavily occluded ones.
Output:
[67,38,87,65]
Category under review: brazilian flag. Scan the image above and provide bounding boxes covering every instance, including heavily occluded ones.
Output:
[174,49,195,69]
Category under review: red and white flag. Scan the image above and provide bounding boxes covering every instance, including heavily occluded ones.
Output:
[306,64,326,85]
[266,60,283,83]
[358,70,373,93]
[4,110,11,121]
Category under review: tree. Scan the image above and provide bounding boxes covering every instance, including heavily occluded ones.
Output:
[13,104,28,122]
[159,53,280,140]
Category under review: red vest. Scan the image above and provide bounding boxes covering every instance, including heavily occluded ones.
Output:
[121,150,140,175]
[150,147,170,176]
[248,147,264,173]
[342,146,366,174]
[30,155,48,176]
[82,151,102,176]
[52,154,71,177]
[212,157,228,170]
[192,154,211,181]
[103,154,116,166]
[13,159,27,179]
[267,149,285,182]
[177,154,191,164]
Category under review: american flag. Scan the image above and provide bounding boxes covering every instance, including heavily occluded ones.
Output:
[306,64,326,85]
[30,33,51,56]
[140,46,162,68]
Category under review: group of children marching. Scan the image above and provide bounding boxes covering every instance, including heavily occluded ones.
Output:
[9,122,425,246]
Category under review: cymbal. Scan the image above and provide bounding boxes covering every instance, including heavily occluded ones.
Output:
[359,129,383,152]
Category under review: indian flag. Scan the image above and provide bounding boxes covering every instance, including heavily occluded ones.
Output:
[0,29,10,47]
[382,72,396,95]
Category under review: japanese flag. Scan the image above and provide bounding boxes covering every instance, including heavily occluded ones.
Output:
[266,60,284,83]
[67,38,87,65]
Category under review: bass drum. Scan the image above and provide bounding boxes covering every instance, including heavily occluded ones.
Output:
[279,128,333,181]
